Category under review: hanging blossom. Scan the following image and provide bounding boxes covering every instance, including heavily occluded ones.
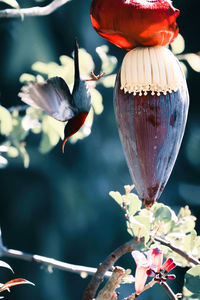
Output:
[132,248,176,296]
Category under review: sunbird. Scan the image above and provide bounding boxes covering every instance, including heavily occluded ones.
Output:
[19,40,103,152]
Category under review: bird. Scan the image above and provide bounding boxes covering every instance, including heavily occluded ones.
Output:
[18,40,103,152]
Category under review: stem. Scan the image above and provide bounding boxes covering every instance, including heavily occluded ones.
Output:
[4,248,113,277]
[161,282,178,300]
[0,230,111,278]
[0,0,70,18]
[124,279,156,300]
[154,236,200,265]
[82,237,142,300]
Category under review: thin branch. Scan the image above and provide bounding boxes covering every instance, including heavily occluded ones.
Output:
[0,0,70,18]
[124,279,156,300]
[161,282,178,300]
[0,231,111,278]
[154,236,200,266]
[82,237,142,300]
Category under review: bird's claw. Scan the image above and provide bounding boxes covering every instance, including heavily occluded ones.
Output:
[86,71,105,82]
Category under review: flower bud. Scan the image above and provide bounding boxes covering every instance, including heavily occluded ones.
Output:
[90,0,179,50]
[164,262,176,273]
[114,46,189,208]
[166,274,176,280]
[146,268,155,277]
[160,258,174,271]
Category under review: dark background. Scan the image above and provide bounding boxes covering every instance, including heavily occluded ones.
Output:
[0,0,199,299]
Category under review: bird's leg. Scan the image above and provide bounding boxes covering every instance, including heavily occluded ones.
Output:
[86,71,105,81]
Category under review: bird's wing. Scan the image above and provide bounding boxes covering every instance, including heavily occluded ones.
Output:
[18,76,77,122]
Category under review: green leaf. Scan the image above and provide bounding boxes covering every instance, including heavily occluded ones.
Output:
[39,132,59,153]
[59,56,74,84]
[19,73,36,83]
[13,141,29,168]
[152,203,173,223]
[0,106,13,136]
[127,193,142,216]
[185,266,200,294]
[96,45,117,74]
[32,62,65,80]
[182,286,200,300]
[0,0,19,8]
[130,217,149,243]
[45,116,65,139]
[78,49,95,77]
[0,155,8,168]
[26,107,44,119]
[171,34,185,55]
[183,231,197,253]
[39,115,64,153]
[7,146,19,158]
[10,116,27,141]
[91,88,104,115]
[134,215,151,232]
[109,191,123,207]
[121,274,135,284]
[178,206,192,218]
[100,74,116,88]
[184,54,200,73]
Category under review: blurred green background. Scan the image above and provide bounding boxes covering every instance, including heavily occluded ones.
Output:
[0,0,199,299]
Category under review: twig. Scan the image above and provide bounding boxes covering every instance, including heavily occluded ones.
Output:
[124,279,156,300]
[0,0,70,18]
[82,237,142,300]
[161,282,178,300]
[154,236,200,266]
[0,230,112,278]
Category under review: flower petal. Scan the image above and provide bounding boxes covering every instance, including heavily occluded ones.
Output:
[151,248,163,272]
[135,265,148,295]
[132,251,147,265]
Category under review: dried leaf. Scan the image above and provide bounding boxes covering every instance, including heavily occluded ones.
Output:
[0,278,34,293]
[0,261,14,273]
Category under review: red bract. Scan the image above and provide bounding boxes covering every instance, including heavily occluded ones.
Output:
[114,46,189,208]
[90,0,179,50]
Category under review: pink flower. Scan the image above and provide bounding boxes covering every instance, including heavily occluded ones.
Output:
[132,251,150,295]
[132,248,163,295]
[132,248,176,295]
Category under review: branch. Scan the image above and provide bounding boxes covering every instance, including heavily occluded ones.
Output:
[161,282,178,300]
[0,230,112,278]
[0,0,70,18]
[82,237,142,300]
[96,266,125,300]
[154,236,200,266]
